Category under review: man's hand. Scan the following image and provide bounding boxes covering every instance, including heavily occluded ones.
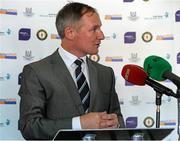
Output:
[80,111,119,129]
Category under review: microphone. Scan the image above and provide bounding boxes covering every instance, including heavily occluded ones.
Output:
[121,64,176,97]
[143,55,180,88]
[143,55,180,135]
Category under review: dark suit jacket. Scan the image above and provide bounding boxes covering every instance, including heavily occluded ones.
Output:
[18,49,125,139]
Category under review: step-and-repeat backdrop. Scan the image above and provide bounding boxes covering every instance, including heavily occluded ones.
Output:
[1,0,180,140]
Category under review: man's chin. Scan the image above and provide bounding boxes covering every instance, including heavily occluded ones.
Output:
[90,50,99,55]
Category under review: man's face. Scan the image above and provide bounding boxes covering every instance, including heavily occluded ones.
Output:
[73,12,105,57]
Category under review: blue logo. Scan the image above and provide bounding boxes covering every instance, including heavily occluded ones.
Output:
[175,10,180,22]
[123,0,134,2]
[19,28,31,40]
[124,32,136,43]
[18,73,22,85]
[177,52,180,64]
[126,117,138,128]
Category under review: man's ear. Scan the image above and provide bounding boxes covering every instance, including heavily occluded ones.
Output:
[64,26,75,40]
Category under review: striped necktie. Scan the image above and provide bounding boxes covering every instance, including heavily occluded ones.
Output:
[74,59,90,113]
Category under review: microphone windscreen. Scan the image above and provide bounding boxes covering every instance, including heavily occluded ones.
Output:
[143,55,172,81]
[121,64,148,85]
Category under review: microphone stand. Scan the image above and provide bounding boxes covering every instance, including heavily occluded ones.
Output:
[176,88,180,140]
[155,91,162,128]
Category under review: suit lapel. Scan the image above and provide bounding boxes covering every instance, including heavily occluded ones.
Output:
[86,58,98,112]
[50,50,84,114]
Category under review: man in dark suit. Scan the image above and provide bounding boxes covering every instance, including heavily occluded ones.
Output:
[18,2,125,140]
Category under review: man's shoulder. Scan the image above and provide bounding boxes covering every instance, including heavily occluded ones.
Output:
[87,58,113,73]
[28,55,51,67]
[25,49,58,69]
[88,58,110,68]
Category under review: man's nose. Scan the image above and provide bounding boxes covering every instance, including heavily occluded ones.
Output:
[98,30,105,40]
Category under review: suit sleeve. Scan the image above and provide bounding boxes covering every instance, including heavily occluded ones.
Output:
[108,68,125,128]
[18,65,72,140]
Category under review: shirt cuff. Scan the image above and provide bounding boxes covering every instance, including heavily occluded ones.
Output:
[72,116,82,129]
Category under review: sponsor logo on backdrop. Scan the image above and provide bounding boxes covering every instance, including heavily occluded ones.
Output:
[0,8,17,15]
[18,73,22,85]
[156,34,174,40]
[6,28,11,35]
[89,54,100,62]
[145,100,154,105]
[144,116,154,127]
[162,96,171,103]
[160,120,176,126]
[145,95,171,105]
[19,28,31,40]
[0,119,10,127]
[164,12,169,18]
[0,31,4,36]
[105,33,117,40]
[39,13,56,18]
[0,98,16,104]
[128,53,140,62]
[37,29,48,40]
[23,50,34,61]
[177,52,180,64]
[105,56,123,62]
[0,29,11,36]
[126,117,138,128]
[166,53,170,59]
[51,34,61,39]
[175,10,180,22]
[0,73,11,81]
[142,32,153,42]
[130,96,141,105]
[105,15,122,20]
[144,12,169,20]
[119,98,124,105]
[0,53,17,59]
[124,32,136,43]
[128,11,139,21]
[123,0,134,2]
[23,7,34,17]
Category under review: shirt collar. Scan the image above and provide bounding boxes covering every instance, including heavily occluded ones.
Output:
[58,46,87,68]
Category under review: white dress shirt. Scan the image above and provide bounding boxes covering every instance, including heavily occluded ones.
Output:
[58,46,90,129]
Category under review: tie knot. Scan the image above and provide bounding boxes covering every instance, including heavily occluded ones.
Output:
[74,59,83,67]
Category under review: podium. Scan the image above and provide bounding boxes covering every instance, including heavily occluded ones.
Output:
[53,128,174,140]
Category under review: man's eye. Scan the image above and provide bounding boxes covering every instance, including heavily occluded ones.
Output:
[91,28,97,32]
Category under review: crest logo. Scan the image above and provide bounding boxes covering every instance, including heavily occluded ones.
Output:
[89,54,100,62]
[144,117,154,127]
[142,32,153,42]
[37,29,48,40]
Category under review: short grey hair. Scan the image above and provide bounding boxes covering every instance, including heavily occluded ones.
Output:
[55,2,97,38]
